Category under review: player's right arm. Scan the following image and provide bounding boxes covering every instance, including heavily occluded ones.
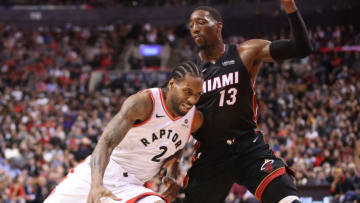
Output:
[88,91,153,203]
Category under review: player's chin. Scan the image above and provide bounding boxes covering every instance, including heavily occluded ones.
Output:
[196,44,207,50]
[179,105,192,115]
[194,39,205,48]
[178,106,191,116]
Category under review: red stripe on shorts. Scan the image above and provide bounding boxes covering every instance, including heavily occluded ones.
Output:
[255,167,286,202]
[126,192,169,203]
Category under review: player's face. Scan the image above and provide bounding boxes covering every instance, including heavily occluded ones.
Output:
[169,75,203,116]
[188,10,220,49]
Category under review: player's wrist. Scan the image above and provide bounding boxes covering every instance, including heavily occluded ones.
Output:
[282,3,297,14]
[90,183,104,190]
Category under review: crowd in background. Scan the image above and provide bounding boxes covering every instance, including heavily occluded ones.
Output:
[2,0,291,8]
[0,19,360,203]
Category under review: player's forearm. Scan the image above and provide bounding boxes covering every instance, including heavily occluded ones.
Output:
[90,141,113,186]
[169,161,180,178]
[269,6,312,61]
[270,0,312,61]
[90,113,132,187]
[288,10,312,55]
[170,150,183,178]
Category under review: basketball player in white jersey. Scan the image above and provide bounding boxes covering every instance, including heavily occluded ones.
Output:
[44,61,204,203]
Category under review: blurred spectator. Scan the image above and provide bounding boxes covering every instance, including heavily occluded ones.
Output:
[225,184,251,203]
[8,176,26,203]
[344,166,360,202]
[330,168,355,202]
[0,169,11,202]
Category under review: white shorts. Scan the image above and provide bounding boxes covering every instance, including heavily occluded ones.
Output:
[44,157,167,203]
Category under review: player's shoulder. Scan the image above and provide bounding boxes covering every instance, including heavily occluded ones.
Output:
[122,89,154,118]
[135,89,154,107]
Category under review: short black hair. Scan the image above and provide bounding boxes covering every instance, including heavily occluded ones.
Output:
[193,6,222,23]
[161,61,203,88]
[169,61,203,82]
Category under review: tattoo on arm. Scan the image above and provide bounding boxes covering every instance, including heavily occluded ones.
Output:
[90,92,151,186]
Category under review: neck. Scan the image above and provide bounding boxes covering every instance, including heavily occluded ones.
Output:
[161,87,179,118]
[199,40,225,62]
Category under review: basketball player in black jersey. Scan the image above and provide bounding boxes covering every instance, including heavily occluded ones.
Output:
[184,0,312,203]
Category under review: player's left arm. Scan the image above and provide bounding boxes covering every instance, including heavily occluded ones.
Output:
[238,0,312,78]
[159,149,183,201]
[266,0,312,62]
[160,110,203,201]
[160,110,203,178]
[159,109,203,174]
[159,110,202,177]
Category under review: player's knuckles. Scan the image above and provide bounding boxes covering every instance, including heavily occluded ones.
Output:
[104,191,114,197]
[101,189,110,195]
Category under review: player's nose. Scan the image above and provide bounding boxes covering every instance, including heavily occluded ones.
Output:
[191,24,200,34]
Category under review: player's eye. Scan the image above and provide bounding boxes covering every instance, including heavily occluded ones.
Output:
[184,90,192,95]
[198,20,207,25]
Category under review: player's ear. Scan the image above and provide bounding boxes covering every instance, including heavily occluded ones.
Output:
[168,78,175,90]
[216,22,223,34]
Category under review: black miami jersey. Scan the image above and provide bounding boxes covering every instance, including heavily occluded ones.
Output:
[193,44,257,145]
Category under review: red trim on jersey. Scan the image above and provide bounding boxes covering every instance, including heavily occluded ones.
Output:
[187,109,197,140]
[183,174,189,188]
[254,167,286,202]
[159,88,182,121]
[126,192,169,203]
[133,89,155,127]
[251,79,258,125]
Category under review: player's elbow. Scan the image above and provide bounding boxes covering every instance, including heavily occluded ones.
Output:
[296,44,313,58]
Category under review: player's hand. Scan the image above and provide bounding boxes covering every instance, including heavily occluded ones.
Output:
[161,176,179,202]
[87,185,121,203]
[159,149,182,177]
[280,0,297,14]
[159,155,178,177]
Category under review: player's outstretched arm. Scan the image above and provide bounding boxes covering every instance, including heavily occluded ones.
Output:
[88,91,153,203]
[268,0,313,61]
[237,0,312,78]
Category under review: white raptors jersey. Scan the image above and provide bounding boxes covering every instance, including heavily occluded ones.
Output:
[110,88,196,183]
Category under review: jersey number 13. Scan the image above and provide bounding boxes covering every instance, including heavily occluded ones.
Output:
[219,88,238,107]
